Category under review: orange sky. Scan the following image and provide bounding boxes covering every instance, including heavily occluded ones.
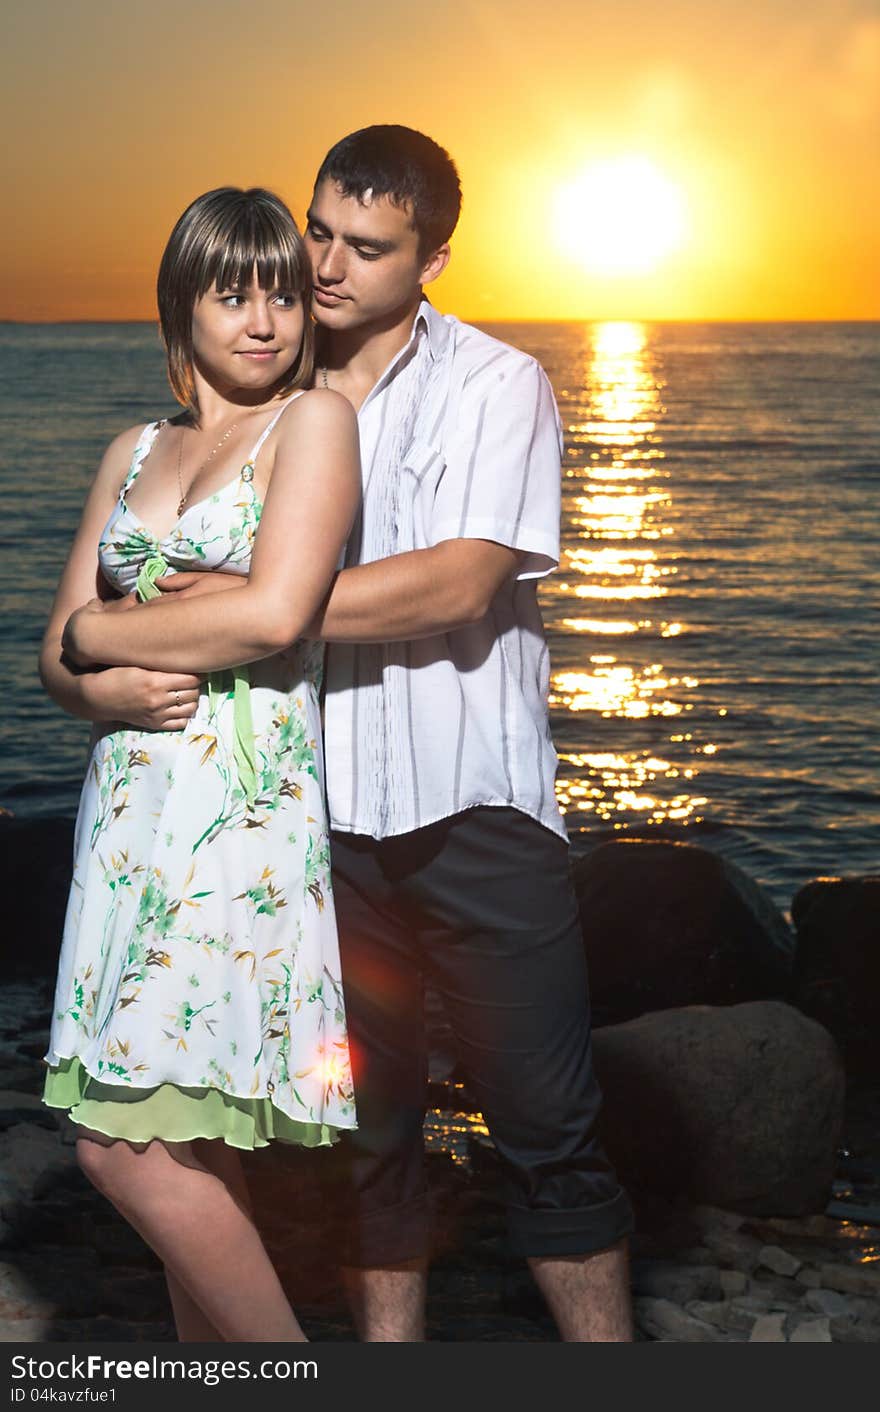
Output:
[2,0,879,321]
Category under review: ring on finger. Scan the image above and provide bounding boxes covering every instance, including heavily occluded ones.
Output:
[174,690,180,706]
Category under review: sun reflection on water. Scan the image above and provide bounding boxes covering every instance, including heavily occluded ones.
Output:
[551,320,718,831]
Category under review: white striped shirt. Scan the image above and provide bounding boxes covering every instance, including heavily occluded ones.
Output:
[324,298,568,842]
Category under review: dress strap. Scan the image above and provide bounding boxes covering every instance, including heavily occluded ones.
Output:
[120,420,164,499]
[244,391,307,469]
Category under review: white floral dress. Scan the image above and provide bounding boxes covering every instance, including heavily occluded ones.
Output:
[43,399,356,1148]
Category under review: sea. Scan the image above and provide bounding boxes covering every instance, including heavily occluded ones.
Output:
[1,320,878,916]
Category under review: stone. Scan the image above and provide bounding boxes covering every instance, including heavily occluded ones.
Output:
[814,1263,880,1297]
[844,1295,880,1326]
[758,1245,803,1278]
[0,1124,73,1210]
[0,1316,50,1341]
[635,1296,723,1342]
[750,1272,804,1302]
[631,1263,722,1303]
[0,818,74,982]
[687,1299,757,1334]
[791,876,880,1069]
[571,839,794,1024]
[0,1264,56,1319]
[0,1092,56,1136]
[733,1291,799,1316]
[720,1269,749,1296]
[592,1002,845,1215]
[829,1316,880,1344]
[690,1205,746,1235]
[805,1288,853,1318]
[796,1267,822,1288]
[749,1313,787,1342]
[789,1315,832,1342]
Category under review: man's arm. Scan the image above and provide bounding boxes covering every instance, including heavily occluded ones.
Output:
[146,350,560,648]
[307,539,525,642]
[307,349,561,643]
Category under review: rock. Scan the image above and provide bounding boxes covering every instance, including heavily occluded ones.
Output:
[758,1245,802,1278]
[796,1267,822,1288]
[0,1316,50,1341]
[749,1313,787,1341]
[829,1316,880,1343]
[791,877,880,1069]
[720,1270,749,1296]
[0,1265,56,1319]
[593,1001,845,1215]
[0,1124,73,1206]
[687,1299,757,1334]
[751,1272,804,1302]
[572,840,794,1023]
[0,818,74,981]
[789,1315,832,1342]
[733,1291,799,1316]
[0,1092,56,1134]
[634,1296,722,1342]
[689,1205,746,1235]
[631,1263,722,1303]
[814,1263,880,1297]
[805,1288,853,1318]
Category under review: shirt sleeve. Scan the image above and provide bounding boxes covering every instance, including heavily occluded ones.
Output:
[429,351,562,580]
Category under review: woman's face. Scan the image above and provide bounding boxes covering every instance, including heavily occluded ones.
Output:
[191,273,304,398]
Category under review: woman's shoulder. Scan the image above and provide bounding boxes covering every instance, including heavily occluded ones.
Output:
[106,417,163,457]
[94,420,164,491]
[277,387,357,438]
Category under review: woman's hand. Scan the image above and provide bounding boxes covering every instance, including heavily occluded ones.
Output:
[96,667,203,732]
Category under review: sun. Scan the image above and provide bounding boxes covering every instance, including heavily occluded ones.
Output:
[554,156,687,276]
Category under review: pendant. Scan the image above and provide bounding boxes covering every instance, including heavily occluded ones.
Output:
[177,497,187,517]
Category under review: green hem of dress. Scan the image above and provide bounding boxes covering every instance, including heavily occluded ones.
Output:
[43,1057,342,1151]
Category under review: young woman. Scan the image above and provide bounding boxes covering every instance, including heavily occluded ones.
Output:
[39,187,360,1342]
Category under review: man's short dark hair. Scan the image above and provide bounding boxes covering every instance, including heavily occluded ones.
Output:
[315,125,462,256]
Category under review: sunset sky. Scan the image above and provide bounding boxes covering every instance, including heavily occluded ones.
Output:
[2,0,879,321]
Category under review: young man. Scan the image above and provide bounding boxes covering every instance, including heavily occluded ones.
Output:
[302,127,634,1343]
[62,126,634,1341]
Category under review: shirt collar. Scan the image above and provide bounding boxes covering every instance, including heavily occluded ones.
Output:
[416,296,452,362]
[358,296,451,417]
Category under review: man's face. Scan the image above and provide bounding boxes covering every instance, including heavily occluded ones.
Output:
[304,178,446,332]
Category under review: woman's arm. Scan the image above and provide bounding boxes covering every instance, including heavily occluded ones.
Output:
[40,426,202,731]
[63,390,361,673]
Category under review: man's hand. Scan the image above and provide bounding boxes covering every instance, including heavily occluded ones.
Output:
[100,591,139,613]
[155,571,248,600]
[96,667,203,731]
[62,598,107,667]
[62,592,139,665]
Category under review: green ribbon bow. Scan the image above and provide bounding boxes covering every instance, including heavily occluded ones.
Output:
[134,555,257,807]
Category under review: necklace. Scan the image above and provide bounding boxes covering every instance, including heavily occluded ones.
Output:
[319,366,329,389]
[176,420,238,517]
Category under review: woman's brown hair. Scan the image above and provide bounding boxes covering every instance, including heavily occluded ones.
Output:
[157,187,314,420]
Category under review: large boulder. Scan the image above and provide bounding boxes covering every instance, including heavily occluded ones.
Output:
[592,1000,844,1216]
[791,877,880,1072]
[0,816,74,980]
[572,839,794,1024]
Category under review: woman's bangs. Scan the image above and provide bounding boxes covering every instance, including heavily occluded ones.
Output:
[198,214,306,298]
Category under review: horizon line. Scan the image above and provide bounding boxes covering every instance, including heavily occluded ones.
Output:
[2,316,879,327]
